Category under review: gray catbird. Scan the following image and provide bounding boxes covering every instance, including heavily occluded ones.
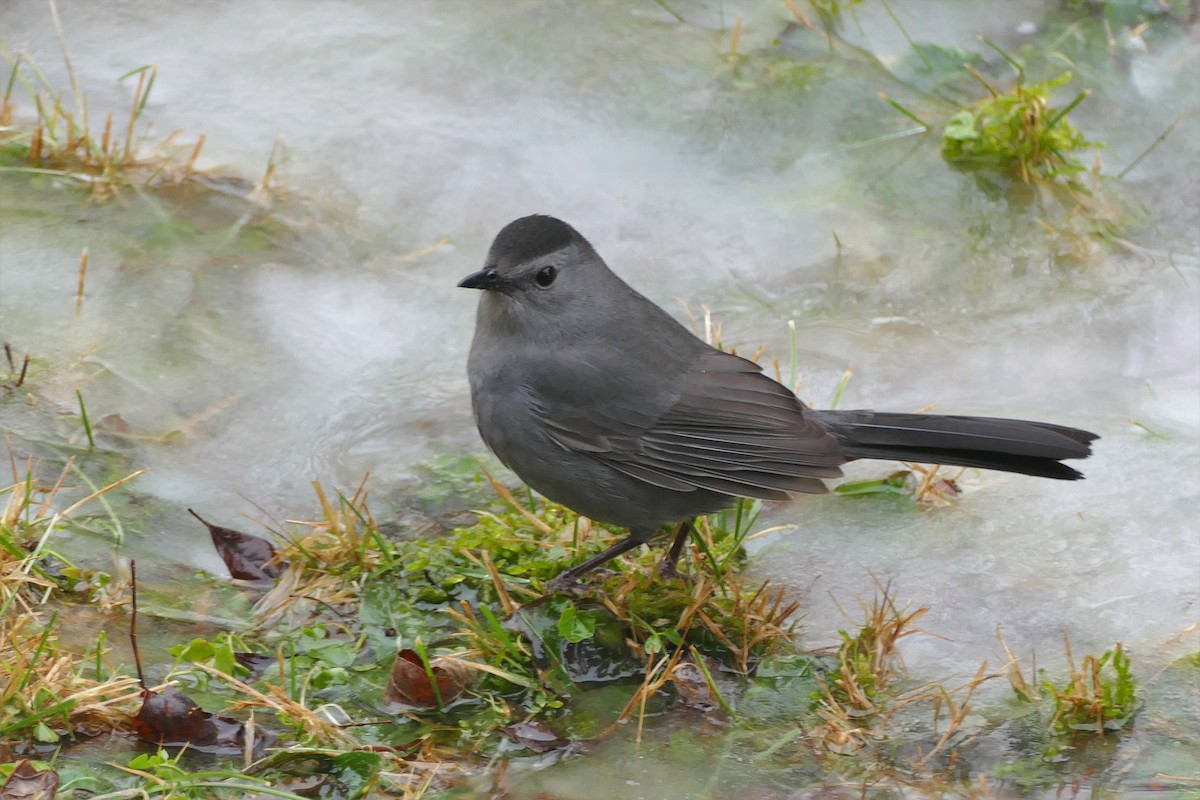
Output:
[459,215,1098,588]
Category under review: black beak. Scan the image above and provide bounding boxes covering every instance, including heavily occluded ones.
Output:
[458,268,498,290]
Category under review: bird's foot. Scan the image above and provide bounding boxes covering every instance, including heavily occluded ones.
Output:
[543,573,588,598]
[541,567,618,599]
[656,557,691,582]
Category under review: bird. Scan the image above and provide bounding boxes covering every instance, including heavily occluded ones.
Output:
[459,215,1098,590]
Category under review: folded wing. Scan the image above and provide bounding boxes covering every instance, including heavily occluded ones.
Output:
[537,349,846,499]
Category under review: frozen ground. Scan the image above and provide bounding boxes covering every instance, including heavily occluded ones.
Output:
[1,1,1197,796]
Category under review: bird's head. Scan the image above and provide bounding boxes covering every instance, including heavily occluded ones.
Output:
[459,215,623,339]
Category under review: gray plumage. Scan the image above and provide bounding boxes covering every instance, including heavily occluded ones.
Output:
[460,215,1097,587]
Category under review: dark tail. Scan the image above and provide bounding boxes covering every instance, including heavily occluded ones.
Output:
[808,410,1098,480]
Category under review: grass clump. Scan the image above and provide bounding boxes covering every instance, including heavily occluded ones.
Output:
[812,580,933,753]
[1044,640,1136,735]
[941,59,1095,185]
[1001,630,1137,737]
[0,51,205,201]
[1,463,141,746]
[1,8,281,205]
[823,589,927,714]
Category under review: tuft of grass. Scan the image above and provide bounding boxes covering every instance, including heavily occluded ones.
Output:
[605,571,800,675]
[811,578,932,753]
[252,477,391,628]
[822,579,928,714]
[1044,637,1136,735]
[1000,629,1137,736]
[1,24,275,206]
[941,49,1095,185]
[0,48,198,200]
[804,581,1007,766]
[0,463,143,745]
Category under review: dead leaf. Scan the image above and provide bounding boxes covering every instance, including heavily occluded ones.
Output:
[671,658,716,713]
[133,686,246,754]
[189,509,283,584]
[0,760,59,800]
[383,649,469,709]
[234,652,276,681]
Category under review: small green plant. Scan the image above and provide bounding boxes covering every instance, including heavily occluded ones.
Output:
[821,585,927,715]
[1044,641,1136,734]
[1002,629,1137,733]
[556,603,597,643]
[168,632,255,683]
[942,47,1095,184]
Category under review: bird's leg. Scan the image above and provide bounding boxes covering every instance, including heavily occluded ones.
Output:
[544,528,656,595]
[657,519,695,579]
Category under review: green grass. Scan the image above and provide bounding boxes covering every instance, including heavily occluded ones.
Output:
[1002,630,1138,737]
[940,35,1096,186]
[0,450,1167,797]
[942,72,1094,183]
[1045,641,1137,735]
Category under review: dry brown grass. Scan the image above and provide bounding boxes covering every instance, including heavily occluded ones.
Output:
[1,459,145,744]
[2,6,284,207]
[1,51,205,201]
[253,478,381,628]
[801,578,1008,772]
[809,577,1001,760]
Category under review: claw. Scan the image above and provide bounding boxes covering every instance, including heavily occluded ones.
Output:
[657,558,683,580]
[545,573,589,597]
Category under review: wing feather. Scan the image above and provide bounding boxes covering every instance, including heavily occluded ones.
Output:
[539,349,845,497]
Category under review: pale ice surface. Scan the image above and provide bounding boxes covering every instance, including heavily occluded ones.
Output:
[1,0,1198,793]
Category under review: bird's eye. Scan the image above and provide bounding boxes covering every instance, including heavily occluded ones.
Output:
[535,265,557,288]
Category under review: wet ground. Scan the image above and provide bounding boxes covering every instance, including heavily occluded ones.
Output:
[2,0,1198,797]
